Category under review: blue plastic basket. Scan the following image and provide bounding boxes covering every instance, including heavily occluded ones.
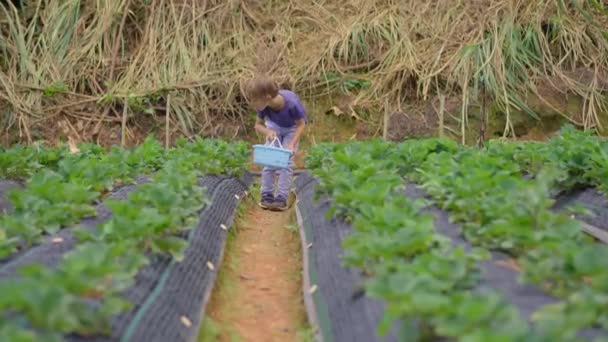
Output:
[253,138,293,169]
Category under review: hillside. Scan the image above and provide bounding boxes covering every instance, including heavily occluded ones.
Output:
[1,0,607,147]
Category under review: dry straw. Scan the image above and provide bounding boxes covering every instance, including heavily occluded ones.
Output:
[1,0,607,144]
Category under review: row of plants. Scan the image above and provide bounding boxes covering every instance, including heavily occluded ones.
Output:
[0,135,249,182]
[0,138,166,259]
[0,137,169,183]
[393,130,608,337]
[0,143,68,180]
[307,141,553,341]
[306,130,608,341]
[0,137,248,259]
[0,138,249,341]
[481,125,608,194]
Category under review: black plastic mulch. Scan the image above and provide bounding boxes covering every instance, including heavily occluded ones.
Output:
[0,173,252,342]
[553,187,608,232]
[295,173,400,342]
[110,174,251,342]
[295,172,605,342]
[403,184,560,321]
[0,177,148,275]
[404,183,605,340]
[0,179,22,214]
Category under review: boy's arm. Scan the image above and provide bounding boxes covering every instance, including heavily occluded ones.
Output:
[287,95,307,150]
[287,119,306,151]
[255,117,276,140]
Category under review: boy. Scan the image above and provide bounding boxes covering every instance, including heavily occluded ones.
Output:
[246,75,307,211]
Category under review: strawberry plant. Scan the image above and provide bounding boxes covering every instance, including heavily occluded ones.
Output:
[0,144,67,179]
[0,139,170,259]
[170,137,249,177]
[0,241,144,340]
[81,165,208,261]
[391,133,608,337]
[57,137,166,192]
[306,131,608,341]
[486,125,608,193]
[305,141,557,341]
[0,137,249,340]
[0,171,98,257]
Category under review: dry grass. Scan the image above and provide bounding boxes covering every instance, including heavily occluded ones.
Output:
[1,0,607,145]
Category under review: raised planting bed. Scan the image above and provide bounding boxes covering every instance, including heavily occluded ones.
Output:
[553,187,608,243]
[0,179,22,214]
[81,175,252,342]
[295,173,400,342]
[0,137,252,341]
[401,183,605,341]
[303,131,608,341]
[296,171,606,341]
[0,178,146,277]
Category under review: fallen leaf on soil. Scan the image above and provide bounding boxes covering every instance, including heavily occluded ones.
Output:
[82,289,104,299]
[327,106,344,116]
[309,285,318,294]
[180,315,192,327]
[326,105,362,121]
[68,136,80,154]
[495,258,522,272]
[240,274,255,280]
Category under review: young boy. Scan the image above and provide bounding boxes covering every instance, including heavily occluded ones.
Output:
[246,75,307,211]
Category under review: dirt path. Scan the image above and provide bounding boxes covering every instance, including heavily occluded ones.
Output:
[203,194,309,342]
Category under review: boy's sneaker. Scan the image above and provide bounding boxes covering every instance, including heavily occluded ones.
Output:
[259,193,274,210]
[270,196,288,212]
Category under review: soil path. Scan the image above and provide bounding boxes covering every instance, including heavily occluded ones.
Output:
[205,197,307,341]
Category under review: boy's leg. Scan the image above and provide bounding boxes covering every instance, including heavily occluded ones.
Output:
[259,166,276,209]
[260,122,279,209]
[273,129,297,210]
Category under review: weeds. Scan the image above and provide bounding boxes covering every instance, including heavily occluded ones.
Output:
[1,0,607,143]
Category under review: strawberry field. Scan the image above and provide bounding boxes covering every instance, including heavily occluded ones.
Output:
[3,125,608,342]
[297,125,608,342]
[0,138,250,341]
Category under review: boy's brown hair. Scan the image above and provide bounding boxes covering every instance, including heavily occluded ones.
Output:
[245,75,279,100]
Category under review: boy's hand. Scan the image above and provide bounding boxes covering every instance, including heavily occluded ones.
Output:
[265,130,277,141]
[286,142,296,151]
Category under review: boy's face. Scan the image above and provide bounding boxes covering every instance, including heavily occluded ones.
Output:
[250,94,272,112]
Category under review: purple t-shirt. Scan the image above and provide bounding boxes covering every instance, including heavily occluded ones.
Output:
[257,89,307,128]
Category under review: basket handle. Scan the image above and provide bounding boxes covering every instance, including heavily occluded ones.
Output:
[265,136,283,149]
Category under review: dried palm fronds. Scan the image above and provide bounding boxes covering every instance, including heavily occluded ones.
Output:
[1,0,607,144]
